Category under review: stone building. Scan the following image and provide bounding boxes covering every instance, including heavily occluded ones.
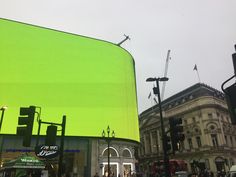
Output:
[138,83,236,174]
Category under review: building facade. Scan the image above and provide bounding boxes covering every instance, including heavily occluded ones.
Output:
[0,135,137,177]
[138,83,236,175]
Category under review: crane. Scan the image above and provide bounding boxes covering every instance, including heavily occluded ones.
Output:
[160,50,171,101]
[117,34,130,46]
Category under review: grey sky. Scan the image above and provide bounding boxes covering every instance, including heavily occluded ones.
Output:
[0,0,235,113]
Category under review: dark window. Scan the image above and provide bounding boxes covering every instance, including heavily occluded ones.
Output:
[188,138,193,149]
[211,134,219,147]
[196,136,202,147]
[208,113,213,119]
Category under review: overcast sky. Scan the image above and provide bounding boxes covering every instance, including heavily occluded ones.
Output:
[1,0,236,113]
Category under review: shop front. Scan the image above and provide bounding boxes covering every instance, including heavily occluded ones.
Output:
[1,153,45,177]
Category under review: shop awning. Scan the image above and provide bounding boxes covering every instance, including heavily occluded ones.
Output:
[3,154,45,169]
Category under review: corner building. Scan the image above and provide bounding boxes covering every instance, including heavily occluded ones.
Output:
[0,136,138,177]
[0,18,140,177]
[138,83,236,175]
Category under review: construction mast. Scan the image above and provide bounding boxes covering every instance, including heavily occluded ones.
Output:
[160,50,171,101]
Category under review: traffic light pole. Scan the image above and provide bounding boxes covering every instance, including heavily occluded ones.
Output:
[58,115,66,177]
[155,80,171,177]
[221,74,235,92]
[36,116,66,177]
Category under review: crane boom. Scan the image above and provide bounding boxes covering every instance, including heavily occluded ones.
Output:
[160,50,171,101]
[117,34,130,46]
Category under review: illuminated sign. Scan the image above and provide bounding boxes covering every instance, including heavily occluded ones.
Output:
[35,145,59,159]
[0,18,140,142]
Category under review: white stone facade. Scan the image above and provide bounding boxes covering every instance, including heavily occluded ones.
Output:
[138,83,236,175]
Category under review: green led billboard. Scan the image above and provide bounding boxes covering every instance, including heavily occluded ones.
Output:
[0,18,140,142]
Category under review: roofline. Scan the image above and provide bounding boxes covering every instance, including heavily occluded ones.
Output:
[139,83,224,117]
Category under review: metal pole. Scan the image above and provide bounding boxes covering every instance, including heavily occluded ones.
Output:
[58,115,66,177]
[107,127,110,177]
[107,140,110,177]
[0,109,5,132]
[36,119,41,147]
[156,80,171,177]
[221,75,235,93]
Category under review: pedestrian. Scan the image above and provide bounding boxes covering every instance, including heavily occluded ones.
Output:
[94,172,99,177]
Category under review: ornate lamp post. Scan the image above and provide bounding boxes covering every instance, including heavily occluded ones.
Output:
[146,77,171,177]
[102,126,115,177]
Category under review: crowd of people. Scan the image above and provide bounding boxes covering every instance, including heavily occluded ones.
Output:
[94,168,228,177]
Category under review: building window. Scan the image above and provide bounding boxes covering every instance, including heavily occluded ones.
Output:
[192,117,196,123]
[140,137,145,155]
[151,131,158,153]
[230,136,233,147]
[226,116,230,123]
[208,113,213,119]
[225,136,228,146]
[196,136,202,148]
[179,141,185,150]
[122,149,132,158]
[188,138,193,149]
[210,125,215,130]
[211,134,219,147]
[145,133,151,154]
[102,147,118,157]
[221,115,224,122]
[184,119,187,125]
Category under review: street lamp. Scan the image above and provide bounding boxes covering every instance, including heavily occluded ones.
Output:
[102,126,115,177]
[146,77,171,177]
[0,106,7,132]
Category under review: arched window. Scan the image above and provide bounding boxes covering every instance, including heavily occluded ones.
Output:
[122,148,132,158]
[102,147,119,157]
[210,125,215,130]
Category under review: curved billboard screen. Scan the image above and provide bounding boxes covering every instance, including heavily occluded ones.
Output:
[0,18,140,142]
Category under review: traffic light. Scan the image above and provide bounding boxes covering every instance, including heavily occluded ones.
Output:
[45,125,57,145]
[232,44,236,75]
[225,83,236,124]
[233,53,236,75]
[164,135,172,152]
[169,117,185,153]
[16,106,36,147]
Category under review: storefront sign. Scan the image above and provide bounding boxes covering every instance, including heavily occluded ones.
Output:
[35,145,59,159]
